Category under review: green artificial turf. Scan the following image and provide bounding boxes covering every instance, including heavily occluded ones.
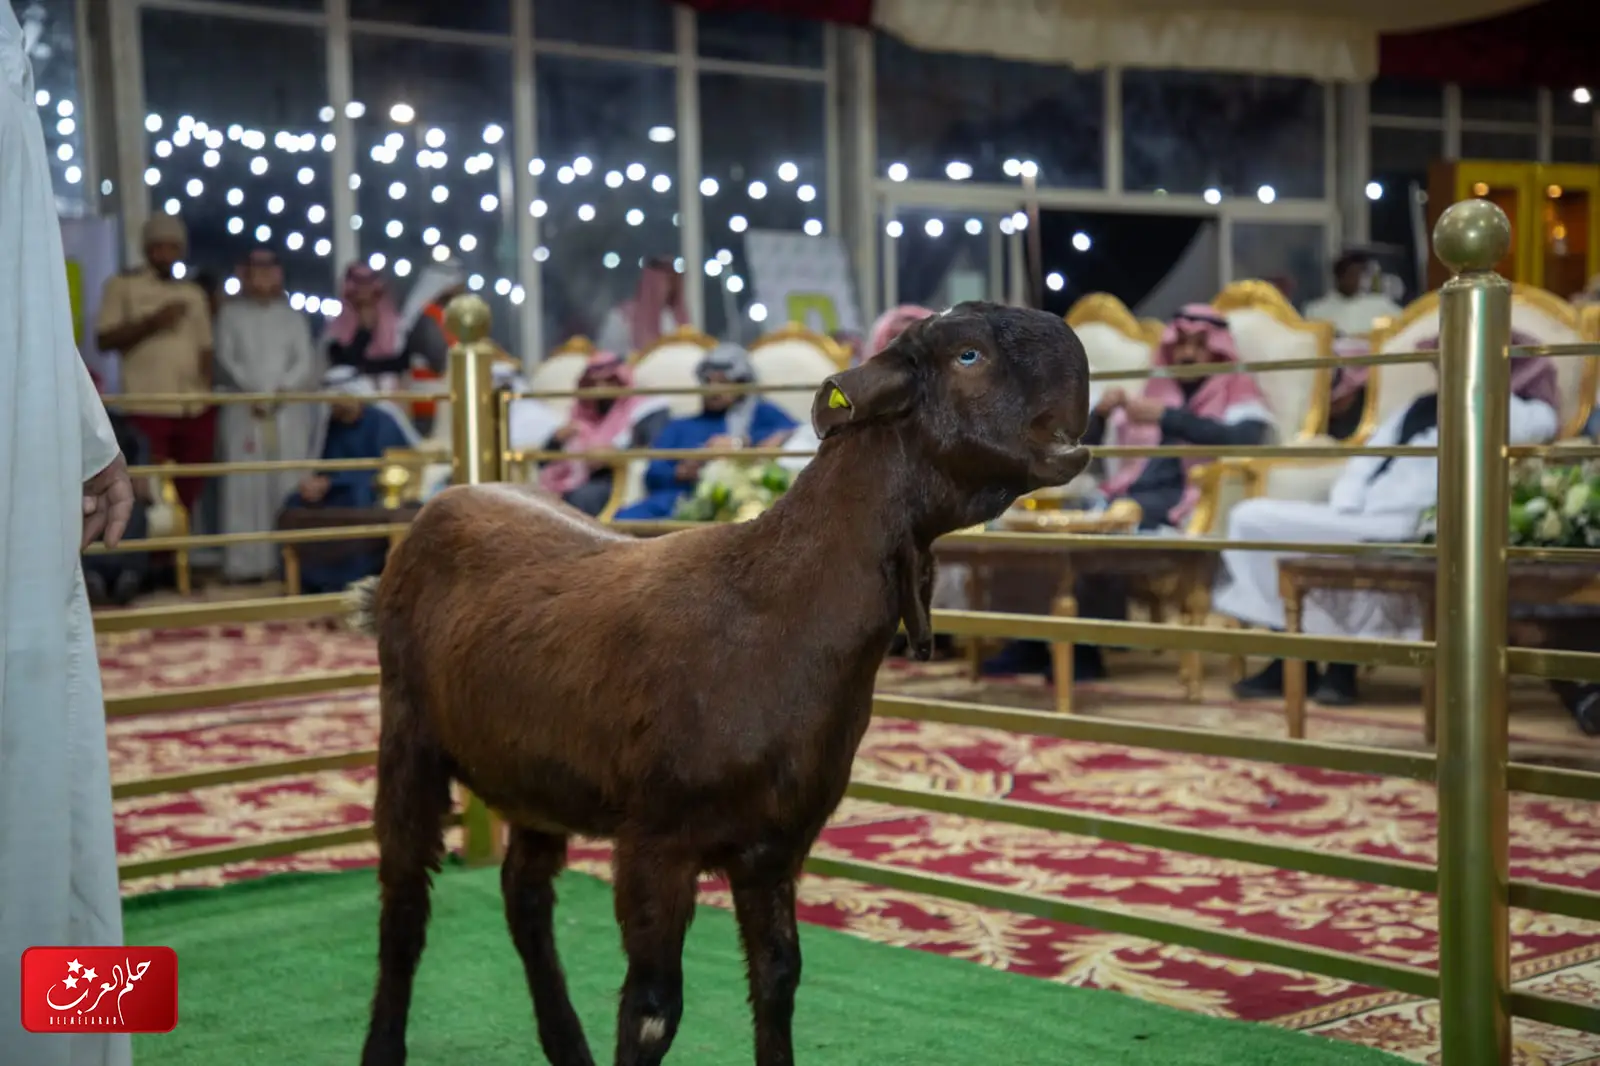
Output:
[124,863,1402,1065]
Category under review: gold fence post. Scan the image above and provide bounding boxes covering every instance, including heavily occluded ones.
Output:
[1432,199,1513,1065]
[444,292,506,865]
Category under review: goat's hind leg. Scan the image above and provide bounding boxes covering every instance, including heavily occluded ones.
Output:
[612,840,699,1066]
[361,684,453,1066]
[503,827,595,1066]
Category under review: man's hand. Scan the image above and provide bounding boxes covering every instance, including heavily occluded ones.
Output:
[756,429,792,448]
[148,300,186,332]
[674,460,704,483]
[251,402,274,418]
[298,474,331,503]
[552,423,580,446]
[82,454,135,550]
[1122,397,1168,424]
[1093,387,1126,417]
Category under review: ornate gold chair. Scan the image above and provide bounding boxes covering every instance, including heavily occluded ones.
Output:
[747,322,850,425]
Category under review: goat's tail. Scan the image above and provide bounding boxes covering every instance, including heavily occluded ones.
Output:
[344,576,382,636]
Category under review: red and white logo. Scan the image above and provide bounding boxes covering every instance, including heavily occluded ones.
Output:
[19,947,178,1034]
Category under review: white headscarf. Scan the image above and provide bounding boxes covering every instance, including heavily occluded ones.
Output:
[308,363,422,460]
[397,260,467,340]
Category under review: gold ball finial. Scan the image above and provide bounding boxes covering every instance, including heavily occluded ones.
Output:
[445,293,493,345]
[1432,198,1512,276]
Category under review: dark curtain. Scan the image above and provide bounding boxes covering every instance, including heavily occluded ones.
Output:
[1380,0,1600,90]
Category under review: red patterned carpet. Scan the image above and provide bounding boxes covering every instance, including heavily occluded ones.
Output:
[102,619,1600,1065]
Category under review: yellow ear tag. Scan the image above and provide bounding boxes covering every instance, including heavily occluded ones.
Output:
[827,387,851,410]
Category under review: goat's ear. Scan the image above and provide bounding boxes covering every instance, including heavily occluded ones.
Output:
[811,355,917,439]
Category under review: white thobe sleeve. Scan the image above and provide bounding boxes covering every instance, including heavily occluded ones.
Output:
[1508,396,1559,444]
[1326,405,1403,513]
[76,354,120,481]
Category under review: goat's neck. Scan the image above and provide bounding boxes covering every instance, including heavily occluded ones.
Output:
[745,427,1018,644]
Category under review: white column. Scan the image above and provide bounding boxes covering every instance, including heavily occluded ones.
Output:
[326,0,358,273]
[513,0,541,365]
[847,27,877,323]
[1103,66,1122,194]
[822,23,842,237]
[108,0,148,266]
[674,6,705,328]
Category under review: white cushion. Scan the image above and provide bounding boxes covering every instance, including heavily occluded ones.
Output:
[526,352,589,422]
[1066,300,1158,483]
[1219,306,1326,441]
[749,334,841,424]
[632,337,716,418]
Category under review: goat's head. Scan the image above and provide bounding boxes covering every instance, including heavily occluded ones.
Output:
[810,302,1092,502]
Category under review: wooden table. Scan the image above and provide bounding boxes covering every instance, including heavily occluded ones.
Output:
[277,504,420,595]
[1276,554,1600,742]
[935,539,1217,714]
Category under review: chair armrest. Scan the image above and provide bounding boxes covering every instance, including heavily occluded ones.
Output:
[1183,461,1254,536]
[597,461,630,521]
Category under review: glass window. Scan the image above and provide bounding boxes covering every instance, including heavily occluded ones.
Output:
[1371,126,1441,175]
[1552,89,1595,128]
[15,0,86,210]
[351,0,509,34]
[1554,135,1599,165]
[352,36,517,347]
[1231,222,1327,308]
[888,207,1004,311]
[533,0,674,53]
[536,56,678,354]
[698,9,823,67]
[874,36,1102,188]
[700,73,826,340]
[1368,77,1443,119]
[1369,128,1438,304]
[141,10,335,302]
[1041,211,1218,318]
[1123,71,1325,199]
[1459,130,1537,162]
[1461,86,1537,124]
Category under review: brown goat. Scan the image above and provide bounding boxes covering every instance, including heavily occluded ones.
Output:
[352,302,1092,1066]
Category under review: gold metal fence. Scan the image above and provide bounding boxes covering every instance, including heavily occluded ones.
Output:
[98,204,1600,1064]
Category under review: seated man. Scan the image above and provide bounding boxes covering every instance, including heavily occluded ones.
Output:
[984,304,1275,679]
[1218,352,1563,706]
[538,350,670,516]
[280,365,419,592]
[614,343,796,520]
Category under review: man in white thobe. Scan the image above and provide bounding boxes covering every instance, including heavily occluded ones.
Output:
[2,9,135,1065]
[214,246,321,581]
[1215,360,1561,706]
[1302,250,1403,339]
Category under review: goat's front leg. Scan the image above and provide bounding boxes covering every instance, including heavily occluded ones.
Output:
[611,840,698,1066]
[730,872,801,1066]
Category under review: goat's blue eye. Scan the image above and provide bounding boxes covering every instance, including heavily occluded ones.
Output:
[957,348,981,366]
